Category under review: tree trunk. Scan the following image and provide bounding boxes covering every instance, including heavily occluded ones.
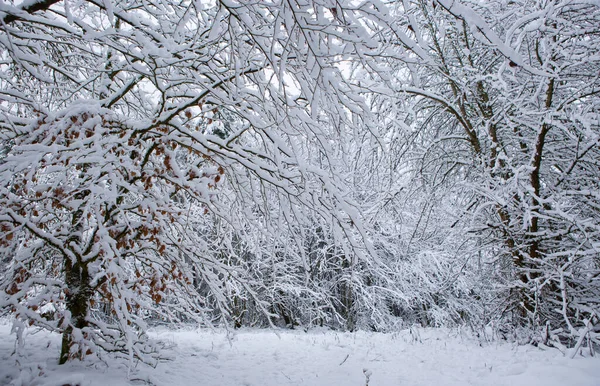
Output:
[59,193,92,364]
[59,258,92,364]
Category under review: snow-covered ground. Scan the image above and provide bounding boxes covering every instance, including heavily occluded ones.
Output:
[1,322,598,386]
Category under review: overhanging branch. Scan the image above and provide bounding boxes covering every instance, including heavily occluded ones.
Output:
[1,0,61,25]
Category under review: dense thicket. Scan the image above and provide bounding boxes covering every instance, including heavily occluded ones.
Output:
[375,0,600,349]
[0,0,598,363]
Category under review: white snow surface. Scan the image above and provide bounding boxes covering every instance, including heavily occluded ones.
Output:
[0,323,598,386]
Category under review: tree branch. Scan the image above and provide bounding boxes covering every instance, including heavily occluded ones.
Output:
[1,0,61,25]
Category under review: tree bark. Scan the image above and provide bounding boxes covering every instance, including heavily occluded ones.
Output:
[59,258,92,364]
[59,187,92,364]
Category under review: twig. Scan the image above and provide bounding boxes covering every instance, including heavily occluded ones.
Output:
[339,353,350,366]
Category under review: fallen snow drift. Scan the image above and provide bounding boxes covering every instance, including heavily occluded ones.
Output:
[1,323,598,386]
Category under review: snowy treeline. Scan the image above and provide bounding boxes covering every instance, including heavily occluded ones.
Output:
[0,0,598,364]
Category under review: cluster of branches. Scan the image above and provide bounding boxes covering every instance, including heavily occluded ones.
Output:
[0,0,598,365]
[0,0,392,364]
[371,0,600,348]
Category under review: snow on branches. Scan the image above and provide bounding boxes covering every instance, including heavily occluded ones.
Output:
[0,0,390,363]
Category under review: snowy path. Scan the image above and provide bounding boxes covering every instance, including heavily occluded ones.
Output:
[1,324,598,386]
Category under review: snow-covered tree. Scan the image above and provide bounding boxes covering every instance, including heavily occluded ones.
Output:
[0,0,392,363]
[375,0,600,344]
